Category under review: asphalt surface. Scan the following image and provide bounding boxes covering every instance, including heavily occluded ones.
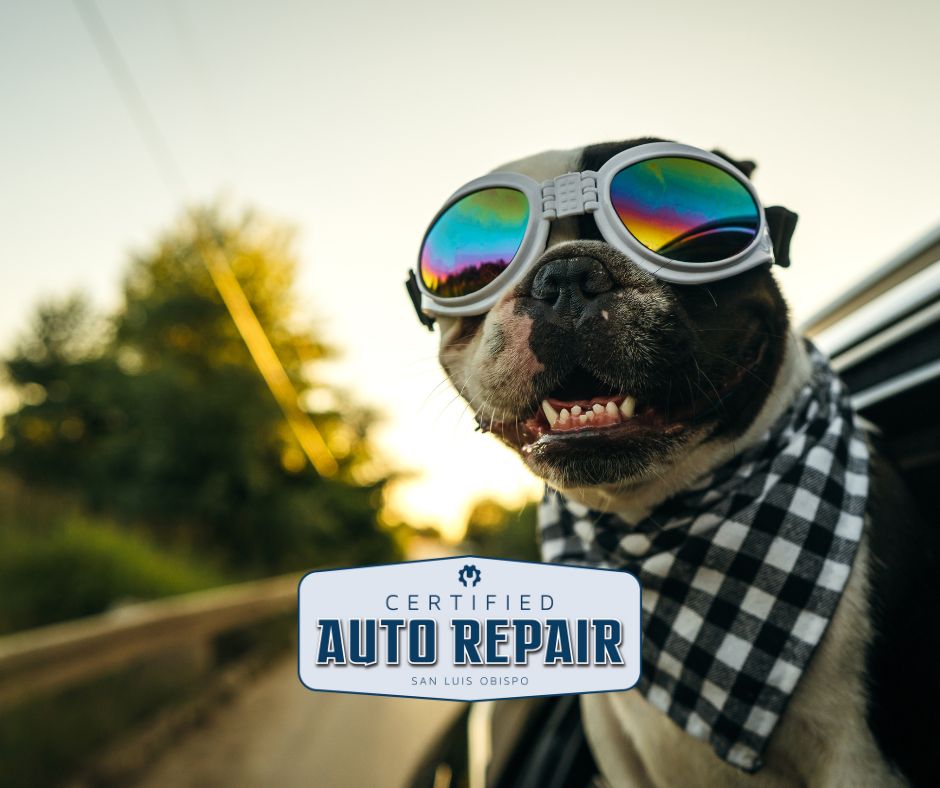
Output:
[134,656,465,788]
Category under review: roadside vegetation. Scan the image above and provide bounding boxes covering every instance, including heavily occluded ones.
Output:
[0,204,538,785]
[0,206,401,635]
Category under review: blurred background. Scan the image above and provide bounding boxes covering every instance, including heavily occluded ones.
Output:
[1,0,938,785]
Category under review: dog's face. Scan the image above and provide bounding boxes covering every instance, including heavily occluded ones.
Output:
[436,138,791,494]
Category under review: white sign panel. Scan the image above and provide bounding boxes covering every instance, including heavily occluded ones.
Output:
[298,556,641,701]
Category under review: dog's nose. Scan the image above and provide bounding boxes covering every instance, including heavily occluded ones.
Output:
[529,256,614,313]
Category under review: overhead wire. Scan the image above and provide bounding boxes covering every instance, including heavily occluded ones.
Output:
[72,0,338,477]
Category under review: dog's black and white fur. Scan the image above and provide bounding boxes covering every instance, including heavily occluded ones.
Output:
[432,139,939,786]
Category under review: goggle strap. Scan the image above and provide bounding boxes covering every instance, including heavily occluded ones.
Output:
[406,270,436,330]
[765,206,799,268]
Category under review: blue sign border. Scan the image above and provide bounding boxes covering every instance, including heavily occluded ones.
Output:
[296,554,643,703]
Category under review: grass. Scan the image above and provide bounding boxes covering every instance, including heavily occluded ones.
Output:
[0,475,279,786]
[0,517,225,635]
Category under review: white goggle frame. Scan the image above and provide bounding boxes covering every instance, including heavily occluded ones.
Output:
[413,142,777,321]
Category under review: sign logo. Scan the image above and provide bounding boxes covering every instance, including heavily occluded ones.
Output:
[298,556,642,701]
[457,563,482,587]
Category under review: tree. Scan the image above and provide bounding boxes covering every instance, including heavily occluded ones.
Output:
[0,206,399,572]
[461,499,539,561]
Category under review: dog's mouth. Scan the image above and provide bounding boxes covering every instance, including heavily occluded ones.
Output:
[533,366,660,438]
[481,346,765,454]
[531,391,681,440]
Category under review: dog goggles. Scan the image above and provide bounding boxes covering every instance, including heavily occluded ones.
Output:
[407,142,797,329]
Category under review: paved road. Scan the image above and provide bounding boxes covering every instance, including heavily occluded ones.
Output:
[134,656,464,788]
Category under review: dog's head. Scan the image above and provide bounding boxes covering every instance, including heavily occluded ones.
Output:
[429,138,794,500]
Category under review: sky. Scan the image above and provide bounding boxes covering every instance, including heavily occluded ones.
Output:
[2,0,939,538]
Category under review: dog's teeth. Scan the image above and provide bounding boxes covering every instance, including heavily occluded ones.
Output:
[620,396,636,418]
[559,408,570,423]
[586,411,595,422]
[579,414,588,424]
[541,399,559,427]
[605,401,618,419]
[571,405,582,416]
[592,403,604,415]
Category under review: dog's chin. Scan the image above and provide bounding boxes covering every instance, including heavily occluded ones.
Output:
[524,422,712,489]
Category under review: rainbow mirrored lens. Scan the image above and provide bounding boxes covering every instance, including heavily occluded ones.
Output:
[420,188,529,298]
[610,157,759,263]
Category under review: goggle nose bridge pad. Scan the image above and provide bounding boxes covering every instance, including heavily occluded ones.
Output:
[540,172,600,220]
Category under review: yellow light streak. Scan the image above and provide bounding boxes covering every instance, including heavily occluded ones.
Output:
[197,234,338,477]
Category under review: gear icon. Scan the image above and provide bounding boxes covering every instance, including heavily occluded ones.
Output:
[458,564,482,587]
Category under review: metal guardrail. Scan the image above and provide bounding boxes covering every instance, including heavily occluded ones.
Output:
[0,572,301,708]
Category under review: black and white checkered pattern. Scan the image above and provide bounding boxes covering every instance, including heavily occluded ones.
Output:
[539,344,869,772]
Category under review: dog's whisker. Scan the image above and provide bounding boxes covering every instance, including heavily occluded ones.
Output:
[415,375,459,415]
[697,348,773,390]
[694,328,788,339]
[702,285,718,309]
[692,359,727,412]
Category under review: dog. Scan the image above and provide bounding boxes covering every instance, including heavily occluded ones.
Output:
[418,138,939,786]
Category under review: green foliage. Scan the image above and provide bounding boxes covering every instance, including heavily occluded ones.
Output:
[0,516,224,635]
[461,499,540,561]
[0,206,399,575]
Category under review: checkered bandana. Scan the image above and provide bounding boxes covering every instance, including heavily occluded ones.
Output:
[538,344,869,772]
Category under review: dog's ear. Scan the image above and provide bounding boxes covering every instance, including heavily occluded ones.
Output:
[711,149,757,179]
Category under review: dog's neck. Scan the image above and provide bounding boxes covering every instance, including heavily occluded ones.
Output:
[558,330,812,522]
